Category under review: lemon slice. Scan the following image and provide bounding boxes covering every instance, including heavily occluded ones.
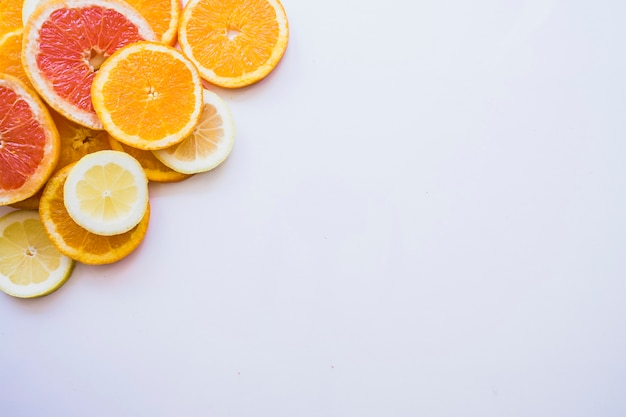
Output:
[63,150,149,236]
[0,210,75,298]
[152,89,235,174]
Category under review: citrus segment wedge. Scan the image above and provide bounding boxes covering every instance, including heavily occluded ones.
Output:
[0,0,24,39]
[40,164,150,265]
[92,41,203,150]
[108,137,191,183]
[178,0,289,88]
[0,209,74,298]
[0,73,60,206]
[63,150,149,236]
[22,0,157,129]
[153,89,235,174]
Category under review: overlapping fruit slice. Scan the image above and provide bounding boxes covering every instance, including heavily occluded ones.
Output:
[22,0,156,129]
[92,41,202,149]
[153,88,235,174]
[178,0,289,88]
[0,73,59,206]
[39,163,150,265]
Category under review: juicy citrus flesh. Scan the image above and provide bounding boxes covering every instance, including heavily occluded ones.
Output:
[22,0,156,129]
[153,89,235,174]
[40,164,150,265]
[108,137,191,182]
[125,0,181,45]
[0,209,74,298]
[0,0,24,38]
[63,150,149,236]
[52,109,112,170]
[92,41,203,150]
[0,73,60,206]
[179,0,289,88]
[0,29,32,89]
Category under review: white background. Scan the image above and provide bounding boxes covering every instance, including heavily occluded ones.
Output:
[2,0,626,416]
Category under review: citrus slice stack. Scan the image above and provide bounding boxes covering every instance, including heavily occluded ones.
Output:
[0,209,75,298]
[178,0,289,88]
[0,73,59,206]
[108,137,191,182]
[22,0,156,129]
[40,164,150,265]
[62,150,149,236]
[153,89,235,174]
[0,29,32,89]
[52,110,112,170]
[92,41,202,150]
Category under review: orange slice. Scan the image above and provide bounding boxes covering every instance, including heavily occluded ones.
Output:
[125,0,181,45]
[22,0,156,129]
[153,89,235,174]
[39,164,150,265]
[178,0,289,88]
[0,0,24,39]
[92,41,203,150]
[0,73,60,206]
[0,29,32,89]
[108,137,191,182]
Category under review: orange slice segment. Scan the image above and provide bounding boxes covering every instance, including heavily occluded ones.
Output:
[0,0,24,39]
[92,41,203,150]
[22,0,156,129]
[125,0,181,45]
[0,73,60,206]
[39,164,150,265]
[108,137,192,183]
[178,0,289,88]
[0,29,32,89]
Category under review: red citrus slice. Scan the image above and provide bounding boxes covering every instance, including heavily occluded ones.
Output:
[22,0,156,130]
[0,73,60,206]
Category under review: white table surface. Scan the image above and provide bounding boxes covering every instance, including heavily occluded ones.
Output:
[2,0,626,416]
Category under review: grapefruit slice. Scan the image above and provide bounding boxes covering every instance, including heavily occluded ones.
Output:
[0,73,60,206]
[22,0,156,130]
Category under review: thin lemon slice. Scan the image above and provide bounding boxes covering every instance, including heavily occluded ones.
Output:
[153,89,235,174]
[63,150,149,236]
[0,209,74,298]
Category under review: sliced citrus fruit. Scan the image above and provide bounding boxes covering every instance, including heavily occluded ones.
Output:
[178,0,289,88]
[62,150,149,236]
[0,209,74,298]
[0,29,32,89]
[108,137,191,182]
[22,0,156,129]
[92,41,202,150]
[52,109,112,171]
[0,73,60,206]
[40,164,150,265]
[125,0,181,45]
[153,89,235,174]
[0,0,24,39]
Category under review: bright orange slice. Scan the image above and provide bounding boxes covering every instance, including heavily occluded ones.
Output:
[22,0,156,129]
[0,0,24,39]
[39,164,150,265]
[0,73,60,206]
[92,41,203,150]
[178,0,289,88]
[0,29,32,89]
[108,137,191,183]
[125,0,182,45]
